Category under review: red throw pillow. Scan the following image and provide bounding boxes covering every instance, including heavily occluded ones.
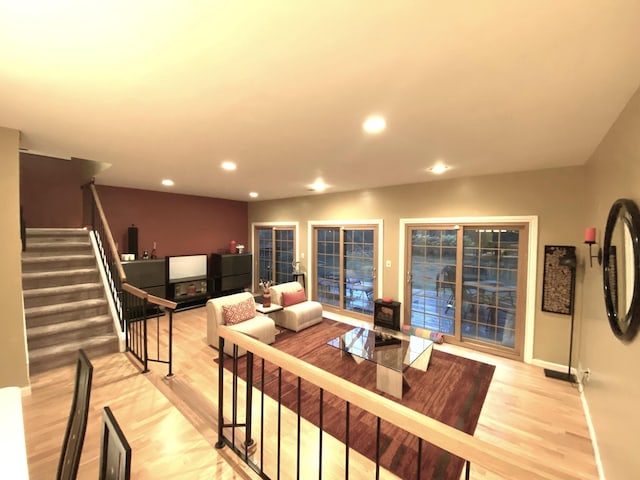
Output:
[282,289,306,307]
[223,297,255,325]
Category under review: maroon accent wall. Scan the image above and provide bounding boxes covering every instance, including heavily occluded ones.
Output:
[20,154,84,228]
[95,185,249,258]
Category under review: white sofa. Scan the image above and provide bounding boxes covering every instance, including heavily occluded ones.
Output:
[268,281,323,332]
[206,291,276,356]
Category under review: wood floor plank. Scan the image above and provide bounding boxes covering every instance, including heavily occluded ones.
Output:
[21,307,598,479]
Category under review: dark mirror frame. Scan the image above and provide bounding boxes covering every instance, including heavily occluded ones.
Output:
[603,198,640,342]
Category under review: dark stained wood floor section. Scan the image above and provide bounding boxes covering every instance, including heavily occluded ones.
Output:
[21,306,599,479]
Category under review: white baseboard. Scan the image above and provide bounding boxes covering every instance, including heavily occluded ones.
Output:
[533,358,605,479]
[531,358,578,376]
[580,390,606,479]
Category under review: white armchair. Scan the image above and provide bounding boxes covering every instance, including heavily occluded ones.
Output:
[268,281,323,332]
[206,291,276,356]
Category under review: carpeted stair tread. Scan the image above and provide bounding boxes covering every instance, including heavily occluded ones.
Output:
[25,298,108,318]
[27,314,113,338]
[22,282,103,299]
[25,227,88,236]
[24,240,91,248]
[22,268,98,280]
[22,242,92,256]
[22,268,99,290]
[28,335,119,368]
[22,254,95,264]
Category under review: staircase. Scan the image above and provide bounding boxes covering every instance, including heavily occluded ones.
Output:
[22,228,119,375]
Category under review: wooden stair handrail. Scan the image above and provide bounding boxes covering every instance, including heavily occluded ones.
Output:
[148,294,177,310]
[88,182,177,312]
[88,183,127,283]
[121,285,177,310]
[122,283,147,300]
[218,326,582,480]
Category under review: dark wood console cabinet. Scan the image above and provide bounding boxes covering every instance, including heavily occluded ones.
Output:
[210,253,252,296]
[122,259,166,298]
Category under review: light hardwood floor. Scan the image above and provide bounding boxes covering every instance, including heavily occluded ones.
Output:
[22,307,598,479]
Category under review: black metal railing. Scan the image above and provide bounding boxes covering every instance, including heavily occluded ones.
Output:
[215,327,567,480]
[123,285,175,377]
[82,181,124,329]
[82,181,176,376]
[20,205,26,252]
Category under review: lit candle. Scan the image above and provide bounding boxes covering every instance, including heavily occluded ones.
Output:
[585,227,596,243]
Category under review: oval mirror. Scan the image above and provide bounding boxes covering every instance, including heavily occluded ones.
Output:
[603,198,640,342]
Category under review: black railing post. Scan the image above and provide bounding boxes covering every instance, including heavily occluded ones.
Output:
[375,417,381,480]
[90,190,95,229]
[277,367,282,480]
[318,388,324,480]
[244,351,254,448]
[20,205,26,252]
[232,345,238,448]
[215,336,225,449]
[345,402,350,480]
[297,377,301,480]
[167,310,174,377]
[142,300,149,373]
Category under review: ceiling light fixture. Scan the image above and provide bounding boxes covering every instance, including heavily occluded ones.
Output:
[362,115,386,134]
[161,179,174,186]
[249,192,259,198]
[429,164,449,175]
[221,160,237,171]
[309,179,328,192]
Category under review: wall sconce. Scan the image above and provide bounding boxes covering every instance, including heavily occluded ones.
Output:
[585,227,602,267]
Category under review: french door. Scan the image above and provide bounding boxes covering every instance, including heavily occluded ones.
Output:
[405,223,527,358]
[254,226,295,287]
[313,225,378,318]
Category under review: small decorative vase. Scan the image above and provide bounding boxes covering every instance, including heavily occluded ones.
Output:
[263,290,271,307]
[229,240,237,254]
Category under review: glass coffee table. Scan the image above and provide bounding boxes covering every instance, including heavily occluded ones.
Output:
[327,327,433,399]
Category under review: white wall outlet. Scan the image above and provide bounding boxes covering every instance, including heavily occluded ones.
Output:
[301,253,305,259]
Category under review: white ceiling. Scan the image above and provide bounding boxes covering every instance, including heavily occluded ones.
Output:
[2,1,640,201]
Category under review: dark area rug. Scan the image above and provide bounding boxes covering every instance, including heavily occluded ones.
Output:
[216,319,495,479]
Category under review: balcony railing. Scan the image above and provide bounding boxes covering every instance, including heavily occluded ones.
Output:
[216,326,578,480]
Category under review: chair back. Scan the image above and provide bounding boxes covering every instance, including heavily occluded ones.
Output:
[57,349,93,480]
[99,406,132,480]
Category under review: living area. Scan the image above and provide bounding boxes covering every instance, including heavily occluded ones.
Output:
[4,3,640,478]
[13,153,600,479]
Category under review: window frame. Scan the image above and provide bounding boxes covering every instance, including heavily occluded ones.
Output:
[399,216,538,363]
[251,222,299,292]
[308,219,384,322]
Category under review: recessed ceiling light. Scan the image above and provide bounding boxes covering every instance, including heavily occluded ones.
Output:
[161,179,174,186]
[308,179,328,192]
[221,160,237,171]
[249,192,259,198]
[429,164,449,175]
[362,115,386,134]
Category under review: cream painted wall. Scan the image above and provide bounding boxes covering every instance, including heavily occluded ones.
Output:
[0,127,29,388]
[248,166,587,364]
[581,86,640,478]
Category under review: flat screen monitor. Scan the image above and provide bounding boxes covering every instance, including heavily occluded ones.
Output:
[168,254,207,283]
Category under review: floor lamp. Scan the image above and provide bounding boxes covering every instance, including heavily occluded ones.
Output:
[544,253,578,383]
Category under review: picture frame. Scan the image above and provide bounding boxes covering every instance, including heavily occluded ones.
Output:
[541,245,576,315]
